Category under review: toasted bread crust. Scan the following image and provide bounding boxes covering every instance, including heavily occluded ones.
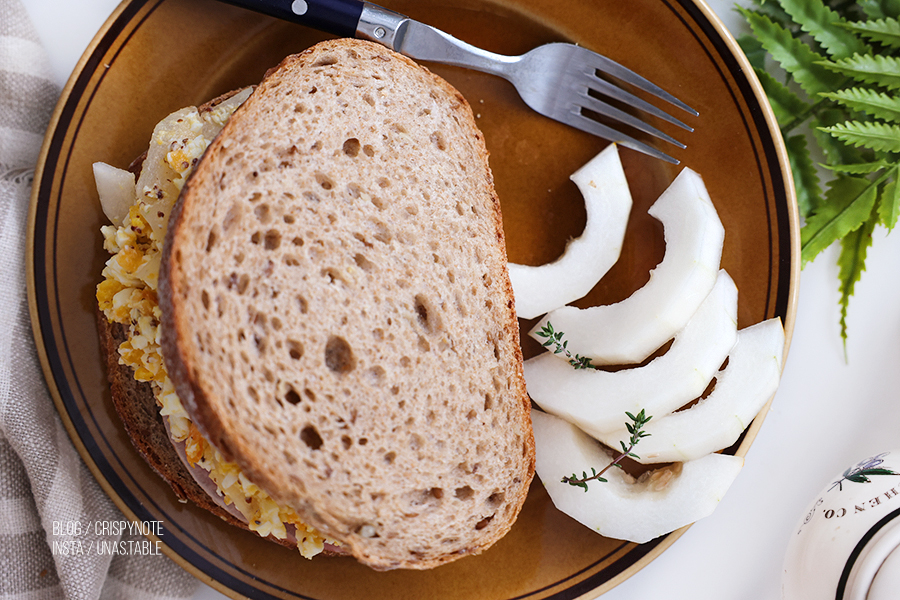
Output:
[160,39,535,570]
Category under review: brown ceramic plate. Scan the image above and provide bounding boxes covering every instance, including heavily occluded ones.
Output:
[28,0,799,597]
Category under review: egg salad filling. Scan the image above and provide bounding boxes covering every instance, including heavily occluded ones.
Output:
[95,89,337,558]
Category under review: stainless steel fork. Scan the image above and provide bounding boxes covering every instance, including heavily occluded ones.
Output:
[219,0,698,164]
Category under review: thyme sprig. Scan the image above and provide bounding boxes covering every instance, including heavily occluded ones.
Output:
[561,409,653,491]
[535,321,595,369]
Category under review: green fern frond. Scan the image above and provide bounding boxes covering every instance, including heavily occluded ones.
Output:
[820,87,900,122]
[820,119,900,152]
[822,160,892,173]
[782,0,869,59]
[819,52,900,90]
[785,134,823,217]
[840,17,900,48]
[837,209,878,349]
[801,175,879,265]
[755,67,811,125]
[878,168,900,229]
[812,109,867,165]
[739,7,846,97]
[857,0,900,22]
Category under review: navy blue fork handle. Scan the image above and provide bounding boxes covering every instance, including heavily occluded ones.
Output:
[218,0,366,38]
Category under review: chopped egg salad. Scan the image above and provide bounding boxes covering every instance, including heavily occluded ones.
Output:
[95,88,337,558]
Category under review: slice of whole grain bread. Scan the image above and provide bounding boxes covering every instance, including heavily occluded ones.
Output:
[159,38,534,570]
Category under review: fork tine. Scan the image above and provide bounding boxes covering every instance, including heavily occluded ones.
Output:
[576,92,686,149]
[590,53,699,117]
[586,77,694,132]
[567,112,680,164]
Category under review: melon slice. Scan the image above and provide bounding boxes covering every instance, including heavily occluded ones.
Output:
[594,317,785,463]
[530,167,724,365]
[524,270,738,435]
[508,144,633,319]
[532,409,744,544]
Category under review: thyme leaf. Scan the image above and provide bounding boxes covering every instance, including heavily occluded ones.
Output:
[535,321,595,370]
[561,410,652,491]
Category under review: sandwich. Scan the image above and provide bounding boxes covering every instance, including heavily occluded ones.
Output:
[94,38,535,570]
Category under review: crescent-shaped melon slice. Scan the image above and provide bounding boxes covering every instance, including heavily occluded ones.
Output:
[508,144,633,319]
[531,409,743,544]
[524,270,737,435]
[530,167,724,364]
[594,317,785,463]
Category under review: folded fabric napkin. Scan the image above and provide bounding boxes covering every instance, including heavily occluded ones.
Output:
[0,0,201,597]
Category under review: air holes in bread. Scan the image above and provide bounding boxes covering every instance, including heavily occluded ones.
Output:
[353,253,374,271]
[254,203,271,223]
[454,486,474,501]
[316,173,334,190]
[431,131,447,151]
[284,385,301,405]
[475,516,494,530]
[287,340,303,360]
[264,229,281,250]
[413,294,442,334]
[343,138,361,157]
[367,365,385,384]
[206,229,217,252]
[300,425,323,450]
[325,336,355,374]
[313,54,338,67]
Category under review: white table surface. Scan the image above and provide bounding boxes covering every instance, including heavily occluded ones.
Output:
[19,0,900,598]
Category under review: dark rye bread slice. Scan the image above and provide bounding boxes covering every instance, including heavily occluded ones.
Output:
[99,313,352,554]
[97,313,248,532]
[159,39,535,570]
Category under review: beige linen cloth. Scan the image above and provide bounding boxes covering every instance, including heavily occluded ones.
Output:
[0,0,201,597]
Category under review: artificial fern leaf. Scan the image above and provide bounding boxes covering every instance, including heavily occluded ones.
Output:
[837,209,877,346]
[786,134,823,218]
[746,0,798,29]
[878,169,900,228]
[823,160,891,173]
[812,109,867,165]
[819,53,900,90]
[820,87,900,122]
[801,175,878,264]
[841,17,900,48]
[821,119,900,152]
[781,0,869,59]
[739,7,846,97]
[738,34,768,70]
[857,0,900,21]
[754,67,810,125]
